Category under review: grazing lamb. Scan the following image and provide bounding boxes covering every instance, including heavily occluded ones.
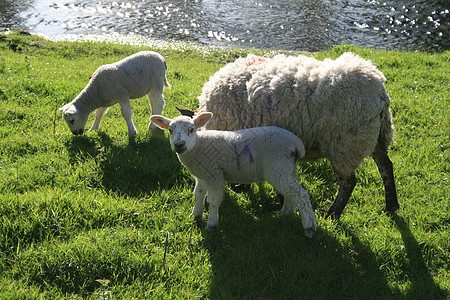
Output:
[150,112,317,238]
[190,52,399,219]
[60,51,170,137]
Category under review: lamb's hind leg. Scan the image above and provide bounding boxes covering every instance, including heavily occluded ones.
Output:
[372,146,399,213]
[89,107,109,131]
[147,89,165,131]
[325,173,357,219]
[271,178,317,238]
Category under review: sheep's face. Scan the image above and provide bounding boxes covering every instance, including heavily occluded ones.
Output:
[60,103,89,135]
[150,112,213,155]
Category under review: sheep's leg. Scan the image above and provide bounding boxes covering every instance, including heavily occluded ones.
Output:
[270,177,317,238]
[191,178,207,219]
[89,107,109,131]
[372,148,399,213]
[147,90,165,131]
[325,173,356,219]
[119,99,137,137]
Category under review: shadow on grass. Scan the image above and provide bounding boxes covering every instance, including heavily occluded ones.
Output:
[390,214,447,299]
[202,199,446,299]
[65,130,182,197]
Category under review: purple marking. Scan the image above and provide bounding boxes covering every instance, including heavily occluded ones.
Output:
[232,142,254,169]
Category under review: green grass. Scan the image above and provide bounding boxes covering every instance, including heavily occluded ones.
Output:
[0,32,448,299]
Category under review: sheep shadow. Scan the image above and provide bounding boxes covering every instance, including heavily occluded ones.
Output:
[201,197,446,299]
[389,214,447,298]
[64,130,181,196]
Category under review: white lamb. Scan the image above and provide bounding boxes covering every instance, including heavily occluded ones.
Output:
[60,51,170,137]
[150,112,318,238]
[188,52,399,219]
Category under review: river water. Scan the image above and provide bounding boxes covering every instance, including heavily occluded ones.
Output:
[1,0,448,52]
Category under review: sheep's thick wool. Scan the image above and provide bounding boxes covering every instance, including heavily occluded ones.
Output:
[198,53,399,219]
[199,53,394,177]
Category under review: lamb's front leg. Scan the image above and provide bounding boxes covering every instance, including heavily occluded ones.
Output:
[191,178,207,219]
[204,181,225,230]
[89,107,109,131]
[119,98,137,137]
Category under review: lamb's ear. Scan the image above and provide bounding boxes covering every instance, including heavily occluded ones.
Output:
[60,103,78,115]
[150,115,172,130]
[59,103,69,113]
[193,112,213,128]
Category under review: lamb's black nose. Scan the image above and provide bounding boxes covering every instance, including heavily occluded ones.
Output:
[174,143,186,154]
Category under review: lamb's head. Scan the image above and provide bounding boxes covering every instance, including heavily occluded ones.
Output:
[59,103,89,135]
[151,112,213,154]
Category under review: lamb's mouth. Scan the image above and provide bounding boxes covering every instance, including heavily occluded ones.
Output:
[174,144,186,154]
[72,129,84,135]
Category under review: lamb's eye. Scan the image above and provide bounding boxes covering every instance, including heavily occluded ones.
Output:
[69,119,75,125]
[188,128,194,135]
[168,128,173,134]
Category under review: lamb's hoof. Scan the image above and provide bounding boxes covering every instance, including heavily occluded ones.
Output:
[148,123,159,131]
[304,227,316,238]
[205,224,218,231]
[280,207,295,217]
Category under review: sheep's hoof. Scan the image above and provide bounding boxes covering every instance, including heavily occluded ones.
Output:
[304,227,316,238]
[383,203,399,214]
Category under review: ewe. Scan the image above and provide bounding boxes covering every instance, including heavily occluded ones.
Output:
[60,51,170,137]
[151,112,317,238]
[194,53,399,219]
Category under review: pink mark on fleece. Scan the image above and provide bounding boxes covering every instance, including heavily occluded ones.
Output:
[247,55,269,65]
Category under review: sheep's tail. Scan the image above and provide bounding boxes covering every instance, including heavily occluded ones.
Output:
[164,61,171,89]
[377,93,395,151]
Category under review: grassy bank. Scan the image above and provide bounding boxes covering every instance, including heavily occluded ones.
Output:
[0,32,448,299]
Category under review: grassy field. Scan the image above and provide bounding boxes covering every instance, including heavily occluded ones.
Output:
[0,32,448,299]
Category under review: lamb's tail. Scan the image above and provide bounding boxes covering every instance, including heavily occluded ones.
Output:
[292,135,306,162]
[164,61,171,89]
[164,75,171,89]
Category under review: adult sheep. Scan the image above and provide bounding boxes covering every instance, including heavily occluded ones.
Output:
[60,51,170,137]
[194,53,399,219]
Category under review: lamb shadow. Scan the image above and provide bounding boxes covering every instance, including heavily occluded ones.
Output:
[202,197,396,299]
[65,130,181,197]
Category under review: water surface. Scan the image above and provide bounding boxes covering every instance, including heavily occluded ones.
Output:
[1,0,448,51]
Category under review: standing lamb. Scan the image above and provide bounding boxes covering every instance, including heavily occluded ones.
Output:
[193,52,399,219]
[150,112,318,238]
[60,51,170,137]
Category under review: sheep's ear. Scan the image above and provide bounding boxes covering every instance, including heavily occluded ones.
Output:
[194,112,213,128]
[150,115,171,130]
